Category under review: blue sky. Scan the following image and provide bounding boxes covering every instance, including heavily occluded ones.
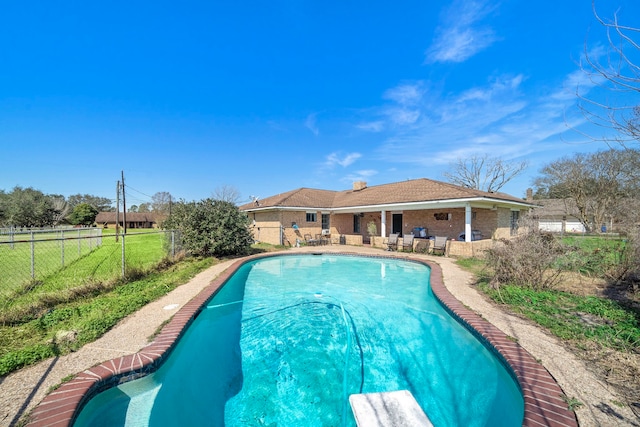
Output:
[1,1,638,207]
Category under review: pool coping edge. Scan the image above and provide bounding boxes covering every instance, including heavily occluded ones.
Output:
[24,251,579,427]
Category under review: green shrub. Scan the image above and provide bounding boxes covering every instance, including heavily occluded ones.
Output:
[163,199,254,257]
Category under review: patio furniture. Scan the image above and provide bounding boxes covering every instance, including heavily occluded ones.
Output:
[315,234,329,245]
[402,234,414,252]
[387,233,399,251]
[431,236,448,255]
[304,234,320,246]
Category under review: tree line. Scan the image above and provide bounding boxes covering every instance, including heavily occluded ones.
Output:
[0,188,175,228]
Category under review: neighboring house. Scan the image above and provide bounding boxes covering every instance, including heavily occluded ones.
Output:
[528,198,587,234]
[239,178,534,255]
[95,212,159,229]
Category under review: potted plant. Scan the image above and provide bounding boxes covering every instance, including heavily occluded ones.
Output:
[367,221,378,245]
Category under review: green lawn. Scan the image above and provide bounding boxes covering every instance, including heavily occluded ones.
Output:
[0,229,102,294]
[456,234,640,353]
[1,231,175,325]
[0,239,284,377]
[0,256,216,376]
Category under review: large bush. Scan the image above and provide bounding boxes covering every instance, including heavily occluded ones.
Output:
[163,199,253,257]
[485,225,566,290]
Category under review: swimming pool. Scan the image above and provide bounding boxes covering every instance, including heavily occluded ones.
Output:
[74,254,524,426]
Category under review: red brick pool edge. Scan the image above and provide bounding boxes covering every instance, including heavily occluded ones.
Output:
[25,252,578,427]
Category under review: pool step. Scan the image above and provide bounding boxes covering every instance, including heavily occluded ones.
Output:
[349,390,434,427]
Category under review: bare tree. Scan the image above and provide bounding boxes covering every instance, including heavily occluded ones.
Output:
[50,196,71,225]
[575,2,640,144]
[533,148,640,232]
[442,154,528,193]
[151,191,173,214]
[212,185,241,204]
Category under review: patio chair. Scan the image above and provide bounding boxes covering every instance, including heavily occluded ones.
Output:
[304,234,320,246]
[387,233,399,251]
[402,234,415,252]
[431,236,448,255]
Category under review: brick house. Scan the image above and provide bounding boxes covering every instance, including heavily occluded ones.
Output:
[239,178,534,256]
[94,212,159,229]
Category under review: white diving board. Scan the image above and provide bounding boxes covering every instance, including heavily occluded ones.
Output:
[349,390,434,427]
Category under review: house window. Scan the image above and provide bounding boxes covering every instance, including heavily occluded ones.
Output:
[322,214,330,230]
[353,215,361,233]
[434,213,450,221]
[510,211,520,235]
[306,212,317,222]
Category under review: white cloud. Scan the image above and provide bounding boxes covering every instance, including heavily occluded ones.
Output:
[305,113,319,136]
[372,69,586,173]
[426,0,499,63]
[357,121,385,132]
[325,152,362,168]
[385,108,421,126]
[383,83,424,106]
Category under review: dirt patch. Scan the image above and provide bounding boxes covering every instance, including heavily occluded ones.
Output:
[552,272,640,420]
[555,272,609,296]
[570,341,640,420]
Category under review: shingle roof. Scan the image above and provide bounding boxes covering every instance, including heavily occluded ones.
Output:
[529,199,581,219]
[245,188,337,209]
[240,178,528,211]
[95,212,157,223]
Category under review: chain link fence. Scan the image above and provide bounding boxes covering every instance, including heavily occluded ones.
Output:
[0,228,182,302]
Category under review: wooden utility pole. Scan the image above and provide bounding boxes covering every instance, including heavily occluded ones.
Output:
[115,180,120,242]
[121,170,127,234]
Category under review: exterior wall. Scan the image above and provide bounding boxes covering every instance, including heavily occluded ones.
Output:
[251,210,333,245]
[448,239,493,257]
[250,211,282,245]
[331,213,355,237]
[385,208,497,241]
[343,234,363,246]
[539,220,586,234]
[494,208,514,239]
[249,207,528,248]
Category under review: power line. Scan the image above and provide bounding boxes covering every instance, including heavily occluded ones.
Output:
[123,184,154,201]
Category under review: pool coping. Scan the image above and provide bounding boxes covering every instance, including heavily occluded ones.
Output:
[25,252,579,427]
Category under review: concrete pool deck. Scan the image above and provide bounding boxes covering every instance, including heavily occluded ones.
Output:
[2,245,637,426]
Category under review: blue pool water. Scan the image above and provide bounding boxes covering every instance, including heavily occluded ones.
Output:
[74,255,524,426]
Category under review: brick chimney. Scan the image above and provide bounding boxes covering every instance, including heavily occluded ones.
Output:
[353,181,367,191]
[526,188,533,201]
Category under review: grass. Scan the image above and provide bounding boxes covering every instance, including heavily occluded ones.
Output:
[1,231,172,324]
[0,256,216,376]
[456,234,640,354]
[479,283,639,351]
[0,238,287,377]
[0,229,102,293]
[557,235,627,277]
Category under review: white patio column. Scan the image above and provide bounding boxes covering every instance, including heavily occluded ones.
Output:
[465,203,472,242]
[381,210,387,237]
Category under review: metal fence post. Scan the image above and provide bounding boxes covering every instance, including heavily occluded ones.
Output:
[61,233,65,268]
[121,233,126,278]
[30,231,35,279]
[171,230,175,259]
[78,229,81,255]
